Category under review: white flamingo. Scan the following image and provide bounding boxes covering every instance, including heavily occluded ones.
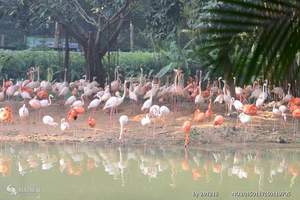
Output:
[256,83,267,108]
[141,114,151,126]
[42,115,58,126]
[282,83,293,103]
[65,95,76,106]
[88,93,102,111]
[103,80,127,119]
[40,94,53,108]
[233,98,244,112]
[141,83,154,111]
[71,94,85,108]
[19,104,29,119]
[195,70,204,106]
[119,115,129,141]
[60,118,70,131]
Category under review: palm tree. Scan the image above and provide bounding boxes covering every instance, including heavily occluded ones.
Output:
[190,0,300,87]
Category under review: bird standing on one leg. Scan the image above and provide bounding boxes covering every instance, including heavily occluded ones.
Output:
[182,121,192,148]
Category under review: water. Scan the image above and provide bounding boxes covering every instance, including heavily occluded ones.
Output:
[0,143,299,200]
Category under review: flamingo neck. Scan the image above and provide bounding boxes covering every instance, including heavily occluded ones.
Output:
[81,95,85,104]
[120,124,124,136]
[49,96,52,105]
[37,67,40,81]
[121,83,127,101]
[199,72,202,95]
[222,82,226,95]
[140,69,143,84]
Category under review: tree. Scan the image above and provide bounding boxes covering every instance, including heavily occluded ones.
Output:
[2,0,133,86]
[190,0,300,85]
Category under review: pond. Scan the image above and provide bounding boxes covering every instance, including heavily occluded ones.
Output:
[0,143,299,200]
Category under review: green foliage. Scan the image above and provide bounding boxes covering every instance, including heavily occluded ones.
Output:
[103,51,168,78]
[189,0,300,84]
[146,0,184,40]
[0,50,168,81]
[155,41,194,78]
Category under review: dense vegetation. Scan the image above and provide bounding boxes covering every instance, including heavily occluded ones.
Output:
[0,50,168,81]
[0,0,299,86]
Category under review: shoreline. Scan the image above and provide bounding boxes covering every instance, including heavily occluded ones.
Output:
[0,101,299,146]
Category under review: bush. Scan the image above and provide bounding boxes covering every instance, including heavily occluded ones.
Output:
[0,50,168,81]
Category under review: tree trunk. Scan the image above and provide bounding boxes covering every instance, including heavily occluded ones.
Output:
[221,49,235,97]
[83,32,106,87]
[130,20,134,51]
[64,30,70,82]
[54,22,62,49]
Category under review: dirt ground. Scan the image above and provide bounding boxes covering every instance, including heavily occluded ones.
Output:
[0,100,299,146]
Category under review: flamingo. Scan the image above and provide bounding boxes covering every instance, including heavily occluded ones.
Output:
[182,121,192,148]
[282,83,293,103]
[194,71,204,106]
[292,108,300,135]
[29,96,42,121]
[19,104,29,119]
[103,80,127,120]
[214,77,224,104]
[88,93,102,112]
[222,80,232,115]
[0,86,4,102]
[42,115,58,126]
[141,82,154,112]
[111,66,121,92]
[65,95,77,106]
[141,114,151,127]
[243,104,257,116]
[238,113,252,142]
[20,88,32,100]
[272,104,286,131]
[272,85,284,100]
[88,117,96,128]
[60,118,70,131]
[233,98,244,112]
[119,115,129,141]
[6,85,17,101]
[272,105,281,117]
[37,90,48,100]
[256,83,267,108]
[233,77,243,101]
[71,94,85,108]
[239,112,251,124]
[0,106,13,123]
[205,100,213,121]
[129,79,138,102]
[40,94,53,108]
[214,115,224,126]
[42,115,58,135]
[159,105,170,126]
[29,97,41,109]
[193,109,205,122]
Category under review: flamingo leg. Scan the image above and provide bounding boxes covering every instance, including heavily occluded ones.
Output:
[152,122,156,139]
[184,132,190,148]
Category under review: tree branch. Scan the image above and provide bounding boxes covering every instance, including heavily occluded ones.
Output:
[101,0,131,32]
[69,0,97,26]
[96,0,131,46]
[100,14,126,56]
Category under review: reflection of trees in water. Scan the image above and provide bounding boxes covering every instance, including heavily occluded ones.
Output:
[0,143,299,188]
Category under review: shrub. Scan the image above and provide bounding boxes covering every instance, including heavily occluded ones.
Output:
[0,50,168,81]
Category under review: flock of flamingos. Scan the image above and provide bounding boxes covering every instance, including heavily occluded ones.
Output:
[0,67,299,146]
[0,145,298,190]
